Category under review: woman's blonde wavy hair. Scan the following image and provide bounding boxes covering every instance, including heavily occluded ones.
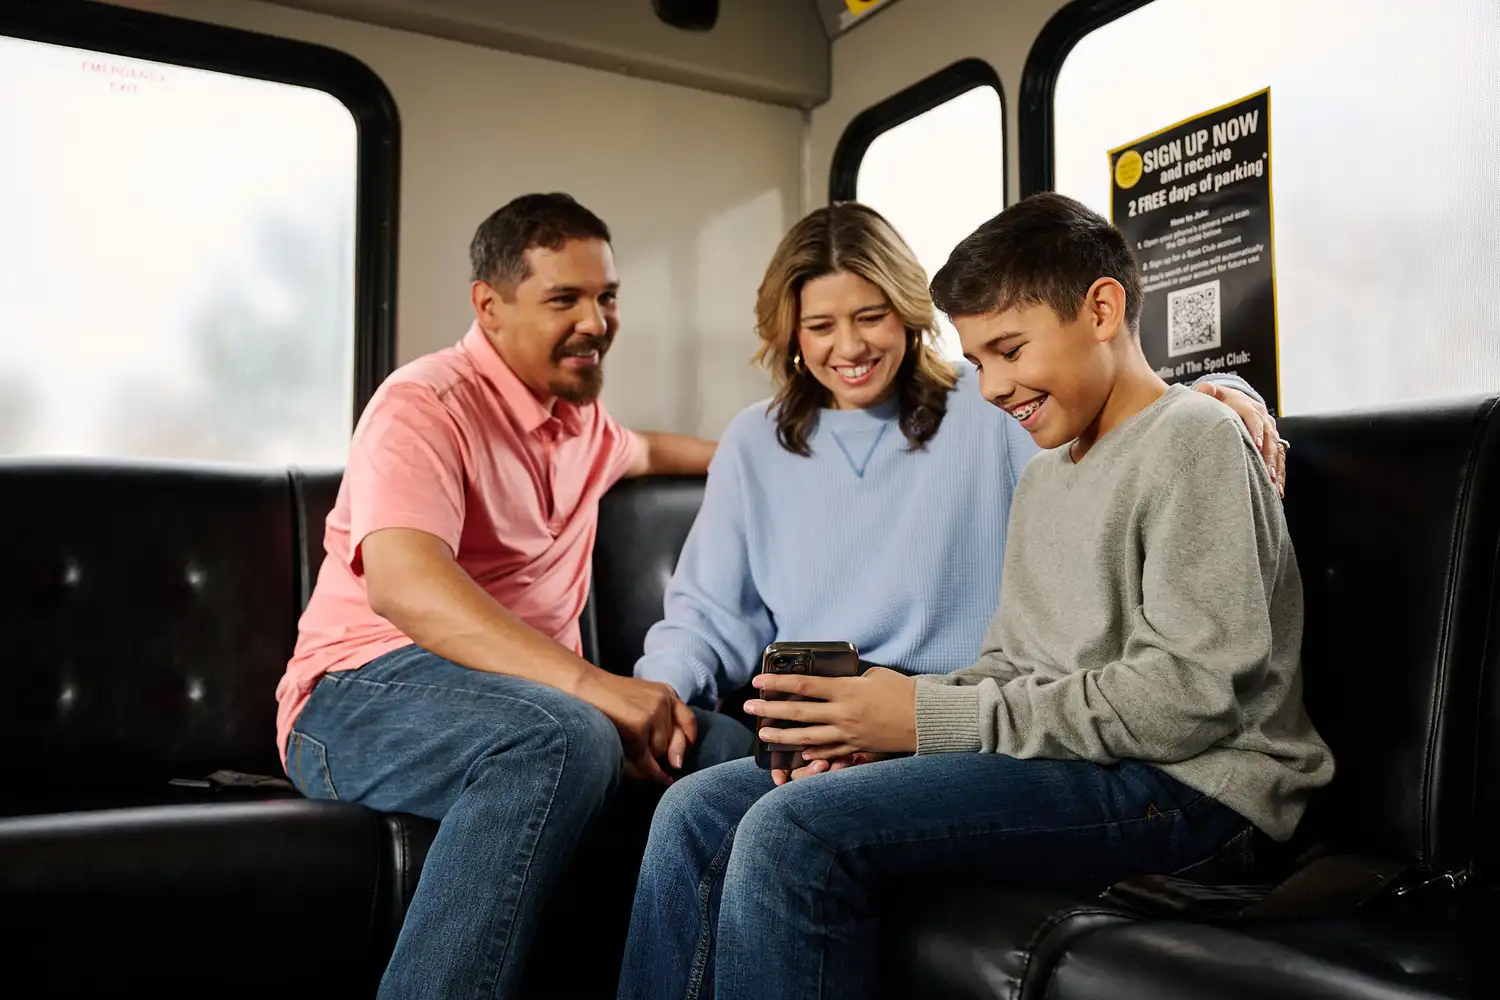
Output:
[753,202,958,456]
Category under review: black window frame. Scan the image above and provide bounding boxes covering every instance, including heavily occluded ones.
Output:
[1018,0,1153,198]
[0,0,400,425]
[828,57,1005,205]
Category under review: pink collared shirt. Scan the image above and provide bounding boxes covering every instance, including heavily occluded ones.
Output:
[275,323,643,763]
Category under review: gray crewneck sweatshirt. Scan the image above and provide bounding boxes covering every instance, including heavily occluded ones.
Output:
[915,385,1334,842]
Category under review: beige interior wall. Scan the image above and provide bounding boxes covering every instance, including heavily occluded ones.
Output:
[264,0,829,107]
[101,0,804,438]
[808,0,1073,208]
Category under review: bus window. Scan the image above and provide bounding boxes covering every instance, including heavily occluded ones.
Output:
[1052,0,1500,415]
[835,60,1005,362]
[0,33,364,465]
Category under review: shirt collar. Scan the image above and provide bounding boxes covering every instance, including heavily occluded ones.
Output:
[460,322,585,439]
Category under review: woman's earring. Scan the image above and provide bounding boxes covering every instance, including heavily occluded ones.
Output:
[792,352,804,372]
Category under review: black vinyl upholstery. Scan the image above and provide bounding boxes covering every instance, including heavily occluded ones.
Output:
[2,391,1498,997]
[292,466,344,611]
[1278,395,1500,873]
[1,460,295,795]
[590,475,706,675]
[0,800,393,996]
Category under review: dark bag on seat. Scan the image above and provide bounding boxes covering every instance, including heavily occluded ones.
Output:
[1099,851,1414,925]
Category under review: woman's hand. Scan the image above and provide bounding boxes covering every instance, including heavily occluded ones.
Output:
[747,666,917,760]
[1194,381,1287,497]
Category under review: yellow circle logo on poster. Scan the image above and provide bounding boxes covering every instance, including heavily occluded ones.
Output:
[844,0,883,14]
[1114,149,1144,189]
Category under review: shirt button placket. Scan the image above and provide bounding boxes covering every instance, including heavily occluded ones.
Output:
[540,424,563,536]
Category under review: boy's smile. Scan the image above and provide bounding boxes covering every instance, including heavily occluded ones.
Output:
[956,296,1118,452]
[956,278,1174,461]
[1005,393,1049,430]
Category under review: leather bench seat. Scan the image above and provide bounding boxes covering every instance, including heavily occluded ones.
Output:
[4,391,1499,998]
[893,886,1498,1000]
[1047,889,1500,1000]
[0,799,395,997]
[883,392,1500,999]
[0,462,700,996]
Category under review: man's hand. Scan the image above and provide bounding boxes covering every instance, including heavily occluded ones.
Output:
[576,672,697,785]
[1194,382,1287,497]
[747,667,917,760]
[771,751,887,787]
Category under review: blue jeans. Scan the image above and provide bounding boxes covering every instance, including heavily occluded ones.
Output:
[283,644,753,1000]
[617,754,1253,1000]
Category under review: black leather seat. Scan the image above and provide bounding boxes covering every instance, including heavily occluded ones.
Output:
[0,460,704,995]
[1047,889,1500,1000]
[4,391,1498,999]
[888,393,1500,1000]
[590,475,707,676]
[0,460,391,994]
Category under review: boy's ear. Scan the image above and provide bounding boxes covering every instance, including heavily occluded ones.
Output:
[1085,277,1128,344]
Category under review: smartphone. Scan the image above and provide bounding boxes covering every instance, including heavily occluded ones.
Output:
[753,641,862,770]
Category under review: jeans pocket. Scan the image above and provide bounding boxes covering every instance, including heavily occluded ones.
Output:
[287,729,339,801]
[1170,824,1256,884]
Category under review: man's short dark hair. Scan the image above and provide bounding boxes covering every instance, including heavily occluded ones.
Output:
[929,192,1143,331]
[470,193,612,291]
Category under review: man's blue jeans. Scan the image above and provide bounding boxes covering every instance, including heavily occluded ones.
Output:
[283,644,753,1000]
[616,753,1254,1000]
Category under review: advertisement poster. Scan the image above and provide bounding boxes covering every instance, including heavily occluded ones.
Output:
[1109,88,1280,414]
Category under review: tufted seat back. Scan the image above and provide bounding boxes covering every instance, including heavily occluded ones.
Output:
[1,459,299,798]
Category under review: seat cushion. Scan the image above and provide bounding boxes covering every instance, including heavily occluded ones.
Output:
[1044,890,1499,1000]
[886,889,1131,1000]
[0,798,398,995]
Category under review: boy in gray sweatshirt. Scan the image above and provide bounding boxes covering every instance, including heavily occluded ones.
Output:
[914,192,1335,843]
[622,192,1334,1000]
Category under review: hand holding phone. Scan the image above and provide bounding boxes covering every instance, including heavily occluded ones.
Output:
[753,641,861,769]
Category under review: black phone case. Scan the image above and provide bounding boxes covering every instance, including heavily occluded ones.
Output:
[753,641,861,770]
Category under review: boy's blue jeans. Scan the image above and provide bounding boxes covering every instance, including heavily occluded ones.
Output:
[616,753,1254,1000]
[282,644,753,1000]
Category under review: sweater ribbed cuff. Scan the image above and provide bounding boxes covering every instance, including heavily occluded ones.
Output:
[633,654,706,705]
[915,682,984,754]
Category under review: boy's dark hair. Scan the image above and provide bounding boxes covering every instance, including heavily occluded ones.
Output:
[470,193,611,291]
[929,192,1143,331]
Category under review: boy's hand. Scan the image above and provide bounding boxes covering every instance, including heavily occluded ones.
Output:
[748,667,917,759]
[1194,382,1286,497]
[771,752,888,786]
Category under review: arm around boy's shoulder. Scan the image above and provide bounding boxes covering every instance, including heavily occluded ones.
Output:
[1144,393,1286,536]
[1132,395,1292,618]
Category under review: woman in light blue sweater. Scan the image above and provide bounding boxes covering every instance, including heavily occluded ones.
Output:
[633,203,1276,723]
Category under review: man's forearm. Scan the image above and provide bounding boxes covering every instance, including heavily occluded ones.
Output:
[636,430,717,476]
[368,536,596,695]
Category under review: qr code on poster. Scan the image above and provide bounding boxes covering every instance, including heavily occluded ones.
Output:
[1167,279,1221,358]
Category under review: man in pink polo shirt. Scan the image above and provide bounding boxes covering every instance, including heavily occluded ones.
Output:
[275,193,749,999]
